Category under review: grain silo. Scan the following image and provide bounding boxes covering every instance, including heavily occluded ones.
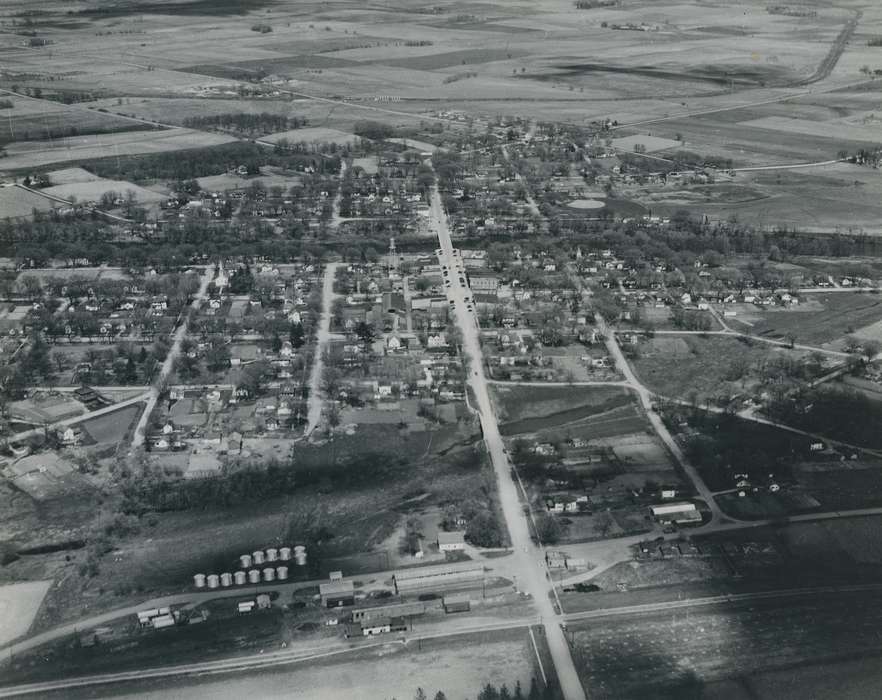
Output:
[234,571,247,585]
[262,567,276,582]
[252,550,265,565]
[293,545,307,566]
[207,574,220,589]
[279,547,292,561]
[193,573,206,588]
[276,566,289,580]
[266,547,278,562]
[239,554,252,569]
[248,569,261,584]
[220,572,233,587]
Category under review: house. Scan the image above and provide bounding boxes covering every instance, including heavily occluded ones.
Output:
[57,427,80,446]
[437,531,466,552]
[320,579,355,608]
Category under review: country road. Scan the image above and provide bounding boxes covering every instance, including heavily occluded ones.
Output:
[429,184,587,700]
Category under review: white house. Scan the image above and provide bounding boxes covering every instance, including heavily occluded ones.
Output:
[437,531,466,552]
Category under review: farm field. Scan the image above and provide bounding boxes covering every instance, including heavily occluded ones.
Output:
[0,581,52,646]
[491,384,629,424]
[0,185,58,218]
[0,128,235,172]
[570,589,882,699]
[42,179,166,205]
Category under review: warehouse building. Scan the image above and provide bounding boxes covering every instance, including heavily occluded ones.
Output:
[392,561,484,595]
[351,600,436,623]
[650,502,701,524]
[320,579,356,608]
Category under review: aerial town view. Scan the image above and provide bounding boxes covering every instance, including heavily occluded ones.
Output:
[1,0,882,698]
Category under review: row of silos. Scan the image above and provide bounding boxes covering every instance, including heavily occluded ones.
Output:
[194,566,289,589]
[238,546,305,570]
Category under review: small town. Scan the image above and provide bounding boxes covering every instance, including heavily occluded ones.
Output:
[2,1,882,699]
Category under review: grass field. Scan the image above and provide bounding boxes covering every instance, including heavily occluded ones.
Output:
[491,385,628,424]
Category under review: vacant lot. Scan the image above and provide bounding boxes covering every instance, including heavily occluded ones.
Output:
[0,581,52,646]
[631,335,782,403]
[80,404,143,445]
[491,385,628,424]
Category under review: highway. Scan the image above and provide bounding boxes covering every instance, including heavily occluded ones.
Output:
[428,185,587,700]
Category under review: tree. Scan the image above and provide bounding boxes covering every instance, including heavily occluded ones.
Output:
[535,514,563,544]
[205,340,231,371]
[289,322,305,348]
[354,321,376,351]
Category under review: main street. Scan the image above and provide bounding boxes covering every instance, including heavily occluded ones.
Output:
[428,185,587,700]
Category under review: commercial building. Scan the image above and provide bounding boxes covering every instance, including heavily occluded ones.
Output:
[392,561,484,595]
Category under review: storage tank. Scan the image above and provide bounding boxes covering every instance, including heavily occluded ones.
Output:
[252,550,265,565]
[220,572,233,587]
[239,554,252,569]
[279,547,292,561]
[266,547,278,562]
[234,571,247,586]
[263,567,276,582]
[276,566,289,580]
[294,545,307,566]
[248,569,261,584]
[207,574,220,589]
[193,573,206,588]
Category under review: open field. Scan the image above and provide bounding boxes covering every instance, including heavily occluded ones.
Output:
[0,581,52,646]
[29,628,539,700]
[491,385,628,424]
[570,589,882,699]
[0,186,58,218]
[0,129,235,172]
[42,179,166,205]
[748,292,882,346]
[631,334,799,403]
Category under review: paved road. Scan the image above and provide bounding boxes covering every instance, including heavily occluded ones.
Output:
[599,319,724,521]
[304,262,341,437]
[130,268,213,450]
[428,185,587,700]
